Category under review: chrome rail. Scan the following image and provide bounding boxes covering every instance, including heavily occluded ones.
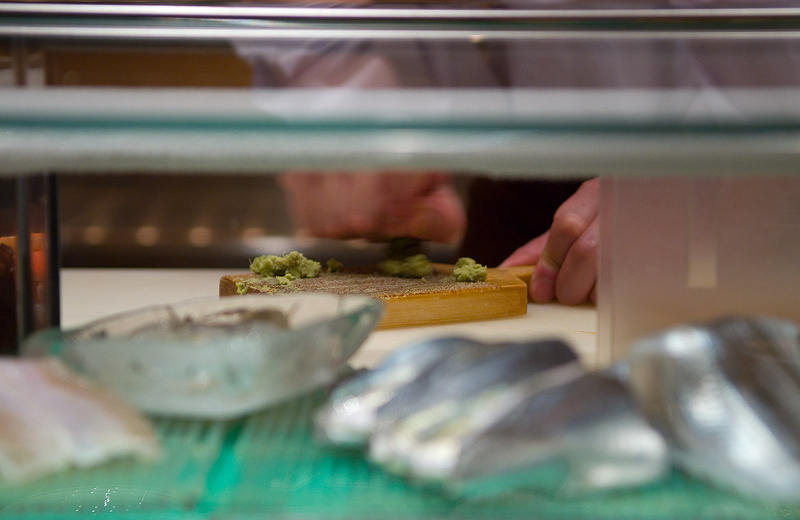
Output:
[1,2,800,41]
[1,2,800,21]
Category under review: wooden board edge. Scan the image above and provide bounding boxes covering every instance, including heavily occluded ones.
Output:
[377,282,527,329]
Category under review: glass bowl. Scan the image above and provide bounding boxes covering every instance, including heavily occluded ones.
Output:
[22,294,383,419]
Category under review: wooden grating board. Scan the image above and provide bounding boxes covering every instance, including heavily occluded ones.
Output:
[219,264,533,329]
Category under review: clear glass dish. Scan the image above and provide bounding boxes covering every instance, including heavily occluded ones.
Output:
[21,294,383,419]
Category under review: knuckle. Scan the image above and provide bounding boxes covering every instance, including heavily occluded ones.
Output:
[550,211,587,242]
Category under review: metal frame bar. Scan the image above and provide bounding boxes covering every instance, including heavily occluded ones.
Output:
[1,2,800,21]
[3,25,800,41]
[44,174,60,330]
[14,177,33,347]
[2,2,800,42]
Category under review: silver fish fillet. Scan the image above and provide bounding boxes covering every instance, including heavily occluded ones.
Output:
[623,315,800,502]
[315,337,578,448]
[0,358,160,484]
[403,370,668,498]
[314,336,485,446]
[367,339,580,473]
[386,361,585,481]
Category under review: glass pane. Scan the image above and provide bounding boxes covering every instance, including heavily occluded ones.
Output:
[2,1,800,353]
[2,3,800,175]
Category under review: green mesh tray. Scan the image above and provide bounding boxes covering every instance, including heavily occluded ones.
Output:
[0,417,228,518]
[2,392,799,520]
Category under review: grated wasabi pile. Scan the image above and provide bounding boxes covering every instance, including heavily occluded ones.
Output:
[380,253,434,279]
[452,257,488,282]
[250,251,322,279]
[326,258,343,273]
[243,245,483,288]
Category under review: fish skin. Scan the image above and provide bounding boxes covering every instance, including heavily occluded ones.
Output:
[367,339,580,471]
[624,315,800,502]
[376,339,577,421]
[314,336,484,446]
[396,361,586,482]
[404,370,668,498]
[712,317,800,445]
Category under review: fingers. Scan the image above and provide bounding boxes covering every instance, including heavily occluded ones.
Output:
[343,175,386,237]
[391,181,467,243]
[279,171,465,243]
[280,172,381,238]
[530,178,599,305]
[552,217,598,305]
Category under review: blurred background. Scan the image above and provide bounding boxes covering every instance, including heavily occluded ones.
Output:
[6,41,464,268]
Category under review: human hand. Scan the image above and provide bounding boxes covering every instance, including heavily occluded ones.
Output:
[278,171,467,244]
[499,178,599,305]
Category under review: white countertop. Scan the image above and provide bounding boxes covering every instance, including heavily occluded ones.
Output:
[61,268,599,368]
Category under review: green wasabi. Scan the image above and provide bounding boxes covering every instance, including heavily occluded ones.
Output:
[276,274,295,286]
[244,244,483,287]
[380,253,433,279]
[235,275,274,294]
[326,258,343,273]
[250,251,321,279]
[452,257,488,282]
[379,237,433,278]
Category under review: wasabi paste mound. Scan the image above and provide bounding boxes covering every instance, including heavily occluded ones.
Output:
[250,251,322,279]
[234,279,251,295]
[379,237,433,278]
[326,258,343,273]
[452,257,488,282]
[380,254,434,279]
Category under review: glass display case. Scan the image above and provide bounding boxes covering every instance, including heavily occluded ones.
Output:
[2,2,800,518]
[4,1,800,358]
[3,1,800,353]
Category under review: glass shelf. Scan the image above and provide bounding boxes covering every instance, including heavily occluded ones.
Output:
[2,87,800,176]
[2,2,800,176]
